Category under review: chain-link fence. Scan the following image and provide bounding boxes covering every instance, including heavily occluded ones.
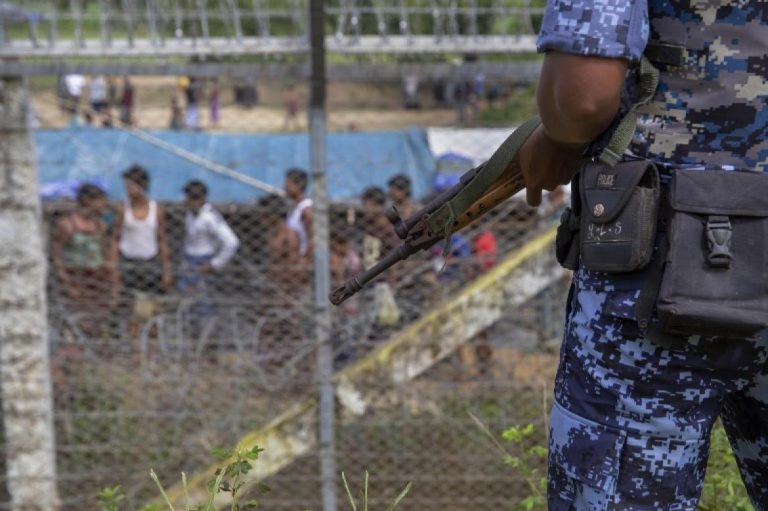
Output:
[0,1,572,510]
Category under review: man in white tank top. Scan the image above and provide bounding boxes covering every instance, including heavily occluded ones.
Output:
[110,165,172,298]
[284,168,313,258]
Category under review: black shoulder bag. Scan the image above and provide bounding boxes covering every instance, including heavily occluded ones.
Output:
[654,169,768,338]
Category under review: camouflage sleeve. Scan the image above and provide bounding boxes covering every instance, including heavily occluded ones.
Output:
[536,0,649,62]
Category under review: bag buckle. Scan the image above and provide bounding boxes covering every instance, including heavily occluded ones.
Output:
[705,215,732,268]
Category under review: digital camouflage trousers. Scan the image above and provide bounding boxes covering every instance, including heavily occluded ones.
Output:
[548,268,768,510]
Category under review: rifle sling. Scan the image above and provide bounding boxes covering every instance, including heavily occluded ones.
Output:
[598,56,660,167]
[425,116,541,240]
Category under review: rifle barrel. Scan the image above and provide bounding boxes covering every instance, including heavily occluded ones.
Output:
[331,172,526,306]
[329,243,410,306]
[330,119,539,307]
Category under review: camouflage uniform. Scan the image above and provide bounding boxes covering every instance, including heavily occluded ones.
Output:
[537,1,768,509]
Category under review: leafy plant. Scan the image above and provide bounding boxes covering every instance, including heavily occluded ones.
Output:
[98,486,126,511]
[148,445,265,511]
[501,425,548,511]
[97,485,161,511]
[470,413,547,511]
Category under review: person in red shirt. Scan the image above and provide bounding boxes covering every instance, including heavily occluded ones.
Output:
[473,230,497,273]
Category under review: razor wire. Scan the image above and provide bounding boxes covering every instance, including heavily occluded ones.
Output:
[0,0,543,58]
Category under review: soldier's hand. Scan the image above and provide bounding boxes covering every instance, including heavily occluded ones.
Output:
[517,125,586,207]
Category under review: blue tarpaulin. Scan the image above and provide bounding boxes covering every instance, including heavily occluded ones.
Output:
[34,127,436,203]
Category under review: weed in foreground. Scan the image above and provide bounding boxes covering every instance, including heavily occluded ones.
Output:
[99,445,412,511]
[340,471,411,511]
[470,412,547,511]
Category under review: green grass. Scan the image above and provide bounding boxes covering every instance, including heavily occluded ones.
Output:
[699,423,754,511]
[479,83,539,126]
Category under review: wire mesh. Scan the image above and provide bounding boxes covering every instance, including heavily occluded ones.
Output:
[0,3,572,510]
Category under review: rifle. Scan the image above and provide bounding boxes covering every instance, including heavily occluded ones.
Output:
[329,117,541,306]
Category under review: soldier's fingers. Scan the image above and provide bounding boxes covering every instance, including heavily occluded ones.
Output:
[526,186,542,207]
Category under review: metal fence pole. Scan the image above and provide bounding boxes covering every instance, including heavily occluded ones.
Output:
[309,1,338,511]
[0,76,60,511]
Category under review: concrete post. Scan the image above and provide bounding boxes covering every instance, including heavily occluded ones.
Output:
[0,76,60,510]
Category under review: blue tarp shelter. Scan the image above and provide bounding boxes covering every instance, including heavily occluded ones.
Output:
[34,127,436,203]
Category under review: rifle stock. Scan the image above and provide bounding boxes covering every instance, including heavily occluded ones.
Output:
[329,116,541,306]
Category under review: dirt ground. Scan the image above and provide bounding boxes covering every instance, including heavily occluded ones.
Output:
[32,76,464,132]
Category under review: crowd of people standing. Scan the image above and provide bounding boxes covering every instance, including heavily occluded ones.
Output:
[50,166,240,337]
[56,74,295,132]
[50,167,504,343]
[59,74,135,128]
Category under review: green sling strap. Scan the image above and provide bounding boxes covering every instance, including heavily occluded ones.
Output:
[598,56,660,167]
[424,116,541,242]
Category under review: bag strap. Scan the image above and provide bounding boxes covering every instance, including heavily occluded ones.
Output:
[598,56,660,167]
[424,116,541,242]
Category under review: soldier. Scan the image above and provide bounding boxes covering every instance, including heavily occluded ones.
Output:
[515,0,768,509]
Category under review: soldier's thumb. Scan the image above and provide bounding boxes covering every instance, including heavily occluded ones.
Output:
[526,186,542,208]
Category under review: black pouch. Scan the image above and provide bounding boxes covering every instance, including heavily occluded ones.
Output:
[579,159,660,273]
[656,169,768,338]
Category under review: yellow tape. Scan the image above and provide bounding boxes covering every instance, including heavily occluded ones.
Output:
[339,226,557,380]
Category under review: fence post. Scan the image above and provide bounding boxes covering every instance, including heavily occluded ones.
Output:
[0,76,60,510]
[308,1,338,511]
